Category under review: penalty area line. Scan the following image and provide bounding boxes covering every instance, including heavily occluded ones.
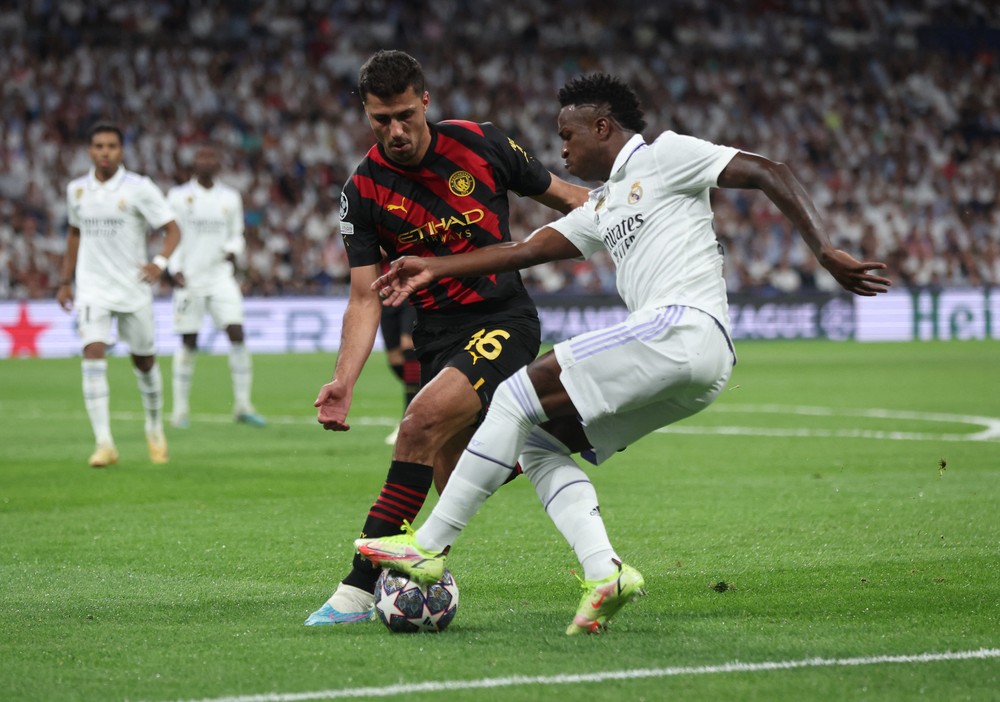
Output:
[168,648,1000,702]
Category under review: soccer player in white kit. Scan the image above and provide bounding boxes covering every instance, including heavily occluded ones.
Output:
[357,74,893,634]
[56,124,181,468]
[166,144,265,429]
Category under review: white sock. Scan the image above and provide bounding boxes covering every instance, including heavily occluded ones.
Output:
[134,362,164,434]
[82,359,113,446]
[521,429,619,581]
[172,346,194,418]
[417,367,547,551]
[229,343,253,414]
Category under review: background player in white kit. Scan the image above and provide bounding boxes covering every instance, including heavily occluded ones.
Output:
[56,124,181,468]
[358,74,893,634]
[166,144,265,429]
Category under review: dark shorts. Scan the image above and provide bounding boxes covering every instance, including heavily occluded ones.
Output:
[379,303,417,350]
[414,309,541,423]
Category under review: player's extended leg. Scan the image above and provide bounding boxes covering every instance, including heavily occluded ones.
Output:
[228,324,266,427]
[171,334,197,428]
[131,353,168,464]
[382,359,567,555]
[356,361,560,577]
[305,368,480,626]
[119,305,168,464]
[520,434,645,634]
[82,341,117,468]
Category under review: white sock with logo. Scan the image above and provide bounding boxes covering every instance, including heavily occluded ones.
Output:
[229,343,253,414]
[134,362,164,434]
[82,359,113,446]
[172,346,194,419]
[521,429,619,581]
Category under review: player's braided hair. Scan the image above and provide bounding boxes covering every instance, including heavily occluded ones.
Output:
[359,50,426,101]
[558,74,647,133]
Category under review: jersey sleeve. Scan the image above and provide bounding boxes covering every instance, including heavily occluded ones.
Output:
[480,123,552,198]
[136,177,176,230]
[546,199,600,260]
[339,176,382,268]
[652,132,740,193]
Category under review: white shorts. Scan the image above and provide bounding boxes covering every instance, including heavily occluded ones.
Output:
[553,305,735,465]
[172,279,244,334]
[76,302,157,356]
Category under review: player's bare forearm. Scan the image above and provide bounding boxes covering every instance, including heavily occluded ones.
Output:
[159,220,182,259]
[316,264,382,430]
[718,153,891,296]
[374,228,582,305]
[56,228,81,311]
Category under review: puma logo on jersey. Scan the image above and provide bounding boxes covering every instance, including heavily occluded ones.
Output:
[387,198,408,214]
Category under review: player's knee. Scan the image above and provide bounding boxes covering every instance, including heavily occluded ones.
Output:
[131,354,156,372]
[395,399,476,454]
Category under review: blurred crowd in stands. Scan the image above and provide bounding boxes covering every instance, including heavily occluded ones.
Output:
[1,0,999,301]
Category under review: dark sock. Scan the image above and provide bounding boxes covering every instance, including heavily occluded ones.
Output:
[342,460,433,593]
[502,460,523,486]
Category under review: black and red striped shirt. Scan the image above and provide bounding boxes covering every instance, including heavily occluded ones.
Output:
[339,120,552,327]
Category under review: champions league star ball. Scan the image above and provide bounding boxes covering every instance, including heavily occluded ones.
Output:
[374,568,459,633]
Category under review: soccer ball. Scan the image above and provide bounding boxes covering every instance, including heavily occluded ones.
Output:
[373,568,459,633]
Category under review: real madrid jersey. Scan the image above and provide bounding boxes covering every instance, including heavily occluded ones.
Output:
[548,132,739,332]
[66,166,176,312]
[167,179,245,294]
[339,120,552,327]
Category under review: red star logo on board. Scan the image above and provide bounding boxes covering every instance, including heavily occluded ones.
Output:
[2,301,50,358]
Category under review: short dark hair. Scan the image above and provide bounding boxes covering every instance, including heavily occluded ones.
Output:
[358,50,426,101]
[558,74,647,133]
[88,123,123,145]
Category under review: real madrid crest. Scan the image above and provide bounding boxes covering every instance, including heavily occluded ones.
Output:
[117,198,128,211]
[74,187,84,201]
[628,181,643,204]
[448,170,475,197]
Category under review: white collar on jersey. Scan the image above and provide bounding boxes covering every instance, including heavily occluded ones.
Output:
[607,134,647,183]
[88,165,127,191]
[189,178,217,193]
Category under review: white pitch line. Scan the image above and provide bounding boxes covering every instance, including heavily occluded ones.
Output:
[6,406,999,441]
[711,404,1000,441]
[657,424,989,442]
[166,648,1000,702]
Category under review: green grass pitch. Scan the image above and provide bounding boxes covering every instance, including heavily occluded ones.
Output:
[1,341,998,701]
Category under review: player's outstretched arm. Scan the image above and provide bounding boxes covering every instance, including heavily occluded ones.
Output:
[718,152,891,297]
[56,227,81,311]
[373,227,584,305]
[316,263,382,431]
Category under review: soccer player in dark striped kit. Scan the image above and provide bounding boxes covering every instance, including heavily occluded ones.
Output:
[306,50,587,625]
